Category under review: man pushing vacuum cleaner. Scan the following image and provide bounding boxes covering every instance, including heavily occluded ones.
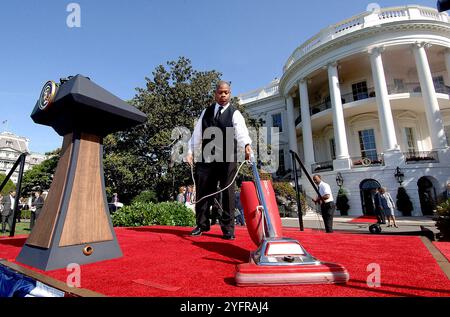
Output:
[185,80,349,286]
[185,80,252,240]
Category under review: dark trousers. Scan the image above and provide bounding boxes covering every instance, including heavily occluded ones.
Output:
[210,200,222,225]
[30,211,36,230]
[320,202,335,233]
[15,208,22,222]
[195,162,237,236]
[235,209,245,226]
[375,208,386,224]
[1,212,13,232]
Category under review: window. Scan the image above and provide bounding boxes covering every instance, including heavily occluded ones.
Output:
[393,79,405,93]
[404,127,417,153]
[329,138,336,160]
[352,81,369,101]
[272,113,283,133]
[358,129,378,161]
[433,75,445,93]
[445,125,450,147]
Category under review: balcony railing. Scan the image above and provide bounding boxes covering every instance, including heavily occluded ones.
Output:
[283,6,449,73]
[387,83,421,94]
[341,87,376,104]
[387,83,450,95]
[435,85,450,95]
[311,160,334,173]
[404,151,439,164]
[351,155,384,168]
[310,100,332,115]
[293,81,448,125]
[238,79,280,104]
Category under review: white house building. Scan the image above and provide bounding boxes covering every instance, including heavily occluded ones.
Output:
[0,131,46,184]
[239,5,450,217]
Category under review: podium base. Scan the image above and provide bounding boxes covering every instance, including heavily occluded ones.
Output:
[16,239,122,271]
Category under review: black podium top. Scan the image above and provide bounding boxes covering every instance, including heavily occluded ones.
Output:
[31,75,146,137]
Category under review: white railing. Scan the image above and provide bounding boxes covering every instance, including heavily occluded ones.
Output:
[283,5,449,73]
[238,79,280,104]
[378,8,408,20]
[334,16,364,34]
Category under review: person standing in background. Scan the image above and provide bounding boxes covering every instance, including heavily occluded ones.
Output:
[312,175,335,233]
[30,190,44,230]
[373,188,386,224]
[177,187,186,204]
[1,191,16,234]
[379,187,398,228]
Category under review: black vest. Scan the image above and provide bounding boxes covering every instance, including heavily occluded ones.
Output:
[201,104,238,163]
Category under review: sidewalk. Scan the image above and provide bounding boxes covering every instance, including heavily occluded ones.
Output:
[281,214,438,236]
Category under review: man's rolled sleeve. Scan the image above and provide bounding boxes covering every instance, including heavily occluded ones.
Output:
[188,109,206,155]
[233,110,252,149]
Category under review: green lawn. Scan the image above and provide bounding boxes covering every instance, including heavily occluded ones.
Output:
[0,221,31,237]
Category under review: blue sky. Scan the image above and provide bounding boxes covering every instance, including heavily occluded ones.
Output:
[0,0,437,153]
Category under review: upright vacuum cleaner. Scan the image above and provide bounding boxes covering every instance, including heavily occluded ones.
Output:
[235,153,349,286]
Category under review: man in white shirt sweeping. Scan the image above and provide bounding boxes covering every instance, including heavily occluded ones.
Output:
[312,175,335,233]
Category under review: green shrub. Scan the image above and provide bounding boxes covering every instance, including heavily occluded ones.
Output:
[436,199,450,241]
[111,201,195,227]
[131,190,158,204]
[272,181,307,216]
[273,182,296,200]
[336,188,350,216]
[20,209,31,220]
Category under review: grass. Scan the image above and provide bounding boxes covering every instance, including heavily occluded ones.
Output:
[0,221,31,237]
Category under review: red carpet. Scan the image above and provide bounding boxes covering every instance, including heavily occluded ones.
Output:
[349,216,378,224]
[434,242,450,262]
[1,226,450,297]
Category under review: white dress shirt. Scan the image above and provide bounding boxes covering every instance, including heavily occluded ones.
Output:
[10,195,15,210]
[188,103,252,155]
[317,181,334,203]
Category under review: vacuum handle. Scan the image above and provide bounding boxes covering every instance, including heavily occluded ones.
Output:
[249,152,276,238]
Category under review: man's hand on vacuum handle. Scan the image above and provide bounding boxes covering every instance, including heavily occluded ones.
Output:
[245,144,253,161]
[186,153,193,167]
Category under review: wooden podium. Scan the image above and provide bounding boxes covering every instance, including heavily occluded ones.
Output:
[16,75,146,271]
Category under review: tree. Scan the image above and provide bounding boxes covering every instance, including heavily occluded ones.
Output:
[104,57,246,203]
[0,173,15,195]
[21,149,60,195]
[436,199,450,241]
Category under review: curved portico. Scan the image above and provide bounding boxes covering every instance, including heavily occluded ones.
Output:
[279,6,450,173]
[240,5,450,217]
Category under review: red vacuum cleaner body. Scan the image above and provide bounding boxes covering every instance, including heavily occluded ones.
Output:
[236,179,349,286]
[240,180,283,245]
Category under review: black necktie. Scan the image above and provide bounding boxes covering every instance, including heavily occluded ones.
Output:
[215,106,223,121]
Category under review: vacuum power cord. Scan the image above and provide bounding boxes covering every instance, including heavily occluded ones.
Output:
[189,160,249,205]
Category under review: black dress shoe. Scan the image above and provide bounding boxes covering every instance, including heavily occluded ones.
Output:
[190,227,203,236]
[222,235,235,240]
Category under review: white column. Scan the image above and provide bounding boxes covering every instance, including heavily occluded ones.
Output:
[328,62,352,170]
[445,49,450,84]
[298,79,315,167]
[286,96,299,168]
[369,47,399,152]
[413,43,447,150]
